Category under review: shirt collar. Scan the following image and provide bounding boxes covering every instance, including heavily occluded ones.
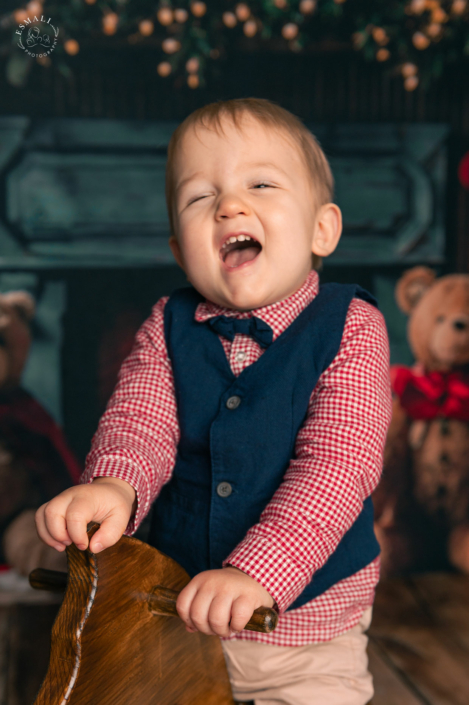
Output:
[194,269,320,342]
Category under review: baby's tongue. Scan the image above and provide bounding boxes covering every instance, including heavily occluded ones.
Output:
[225,246,259,268]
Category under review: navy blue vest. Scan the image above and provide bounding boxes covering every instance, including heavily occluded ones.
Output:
[148,282,380,610]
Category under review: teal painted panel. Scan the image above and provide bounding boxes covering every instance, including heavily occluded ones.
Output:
[312,124,448,265]
[26,118,179,150]
[331,156,433,259]
[0,117,29,257]
[0,118,449,269]
[0,116,29,169]
[333,158,407,231]
[8,153,169,238]
[372,272,414,367]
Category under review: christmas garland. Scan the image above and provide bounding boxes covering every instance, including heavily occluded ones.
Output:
[1,0,469,91]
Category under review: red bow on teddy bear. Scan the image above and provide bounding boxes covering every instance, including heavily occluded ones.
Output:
[392,364,469,421]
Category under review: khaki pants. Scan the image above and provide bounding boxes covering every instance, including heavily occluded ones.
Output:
[222,608,373,705]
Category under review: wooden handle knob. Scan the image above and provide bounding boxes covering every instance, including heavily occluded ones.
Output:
[29,568,68,592]
[148,585,278,634]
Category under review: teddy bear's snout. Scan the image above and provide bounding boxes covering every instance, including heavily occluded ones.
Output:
[430,313,469,367]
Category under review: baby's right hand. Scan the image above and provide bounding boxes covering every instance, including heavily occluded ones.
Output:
[35,477,137,554]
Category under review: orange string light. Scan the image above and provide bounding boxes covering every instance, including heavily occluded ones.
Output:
[235,3,251,21]
[408,0,426,13]
[299,0,316,13]
[162,37,181,53]
[412,31,430,48]
[191,2,207,17]
[452,0,467,14]
[401,62,418,77]
[376,48,390,61]
[223,11,237,27]
[186,56,200,73]
[157,61,172,76]
[64,39,80,55]
[13,9,29,22]
[427,22,442,36]
[174,8,188,22]
[26,1,42,14]
[281,22,299,39]
[372,26,389,45]
[139,19,154,36]
[404,75,419,90]
[244,19,257,36]
[157,8,173,26]
[102,12,119,35]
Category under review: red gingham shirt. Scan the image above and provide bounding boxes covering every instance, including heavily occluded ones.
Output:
[82,270,392,646]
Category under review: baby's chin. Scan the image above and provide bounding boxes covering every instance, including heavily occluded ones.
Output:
[191,271,305,310]
[206,287,284,312]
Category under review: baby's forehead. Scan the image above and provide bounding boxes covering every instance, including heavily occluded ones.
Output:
[190,113,293,146]
[180,116,305,173]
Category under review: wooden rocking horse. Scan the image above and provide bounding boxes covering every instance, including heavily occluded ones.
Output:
[29,524,278,705]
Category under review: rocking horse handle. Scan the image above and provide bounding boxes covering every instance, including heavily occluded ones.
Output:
[29,568,279,634]
[148,585,278,633]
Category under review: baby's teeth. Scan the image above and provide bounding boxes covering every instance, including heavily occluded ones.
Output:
[221,234,255,249]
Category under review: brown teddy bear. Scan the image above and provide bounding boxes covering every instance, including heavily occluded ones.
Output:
[373,266,469,577]
[0,291,81,576]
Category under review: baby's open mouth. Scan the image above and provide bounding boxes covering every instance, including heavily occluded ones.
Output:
[220,234,262,268]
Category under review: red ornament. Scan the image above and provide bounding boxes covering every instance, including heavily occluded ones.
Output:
[458,151,469,190]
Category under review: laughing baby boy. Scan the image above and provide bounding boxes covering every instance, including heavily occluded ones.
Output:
[36,98,392,705]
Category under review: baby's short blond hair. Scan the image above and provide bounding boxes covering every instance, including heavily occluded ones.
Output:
[165,98,334,271]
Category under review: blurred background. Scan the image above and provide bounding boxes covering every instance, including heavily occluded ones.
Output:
[1,1,469,703]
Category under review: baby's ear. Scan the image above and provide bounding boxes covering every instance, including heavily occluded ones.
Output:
[312,203,342,257]
[395,266,436,315]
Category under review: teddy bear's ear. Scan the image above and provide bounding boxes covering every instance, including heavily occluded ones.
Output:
[1,291,36,321]
[395,266,436,315]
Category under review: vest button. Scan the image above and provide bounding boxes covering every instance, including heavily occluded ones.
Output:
[226,395,241,410]
[216,482,233,498]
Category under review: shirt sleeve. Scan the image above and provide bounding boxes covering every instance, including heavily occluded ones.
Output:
[224,298,393,612]
[80,296,180,535]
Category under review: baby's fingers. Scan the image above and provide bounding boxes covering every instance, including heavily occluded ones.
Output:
[176,581,199,631]
[186,591,218,636]
[63,496,97,549]
[230,596,256,633]
[208,595,233,637]
[88,511,130,553]
[35,503,70,551]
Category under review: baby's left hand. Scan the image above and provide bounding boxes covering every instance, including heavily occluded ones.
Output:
[176,566,274,637]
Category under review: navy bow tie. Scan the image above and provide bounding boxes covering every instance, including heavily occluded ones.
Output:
[208,315,273,348]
